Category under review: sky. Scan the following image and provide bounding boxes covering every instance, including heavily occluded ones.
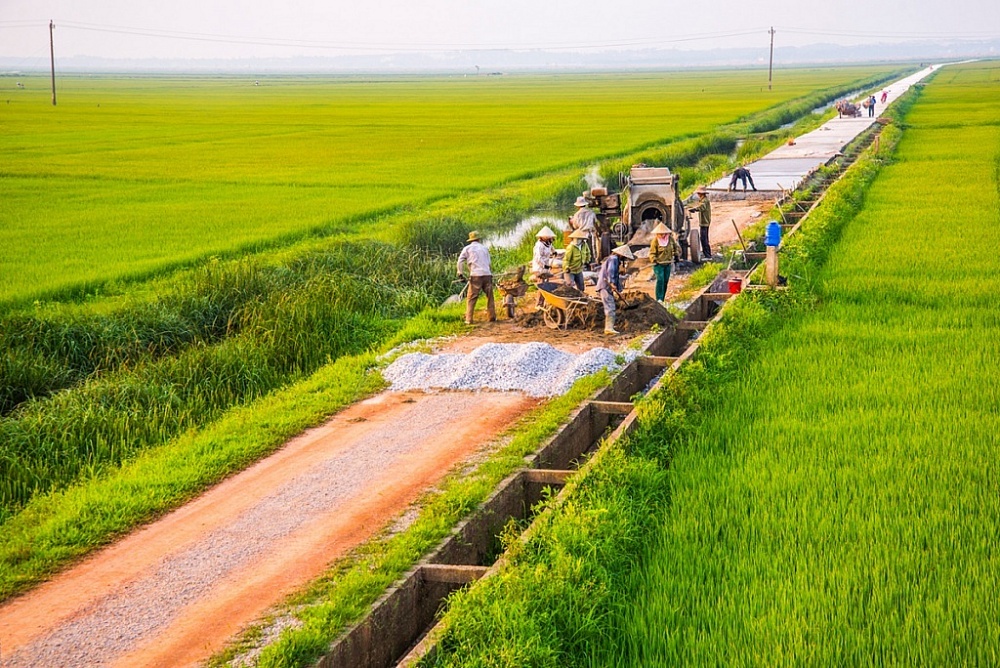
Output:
[1,0,999,63]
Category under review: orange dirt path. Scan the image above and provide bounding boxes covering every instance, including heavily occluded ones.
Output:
[0,390,534,668]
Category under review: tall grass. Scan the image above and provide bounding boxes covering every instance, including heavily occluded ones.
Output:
[0,242,453,521]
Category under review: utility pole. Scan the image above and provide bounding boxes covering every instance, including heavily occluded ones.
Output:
[767,27,775,91]
[49,20,57,106]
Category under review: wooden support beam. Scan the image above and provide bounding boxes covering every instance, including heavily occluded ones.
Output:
[637,355,678,368]
[523,469,574,485]
[743,251,766,261]
[420,564,489,585]
[588,400,633,415]
[677,320,710,331]
[701,292,734,300]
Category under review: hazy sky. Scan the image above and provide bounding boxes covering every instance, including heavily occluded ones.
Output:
[2,0,999,61]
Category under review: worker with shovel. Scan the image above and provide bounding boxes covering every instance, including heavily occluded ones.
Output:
[649,222,680,304]
[689,186,713,261]
[596,244,634,336]
[457,231,496,325]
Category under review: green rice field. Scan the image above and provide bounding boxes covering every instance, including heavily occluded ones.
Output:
[1,67,891,303]
[613,62,1000,665]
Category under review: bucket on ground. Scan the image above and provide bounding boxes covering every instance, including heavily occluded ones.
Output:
[728,277,743,294]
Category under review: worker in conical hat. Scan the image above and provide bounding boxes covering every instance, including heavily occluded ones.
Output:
[649,222,680,303]
[531,225,561,305]
[597,244,633,335]
[688,187,713,261]
[562,229,590,293]
[457,231,495,325]
[570,194,597,267]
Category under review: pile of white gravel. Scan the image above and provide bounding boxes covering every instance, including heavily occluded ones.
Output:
[382,342,635,397]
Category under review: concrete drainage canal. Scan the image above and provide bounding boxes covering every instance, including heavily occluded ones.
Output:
[314,282,739,668]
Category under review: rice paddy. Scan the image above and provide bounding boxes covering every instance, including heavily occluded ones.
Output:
[1,67,893,303]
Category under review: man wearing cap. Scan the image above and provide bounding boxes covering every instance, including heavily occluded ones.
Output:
[532,225,561,305]
[570,195,597,265]
[457,231,496,325]
[649,222,680,303]
[562,229,590,292]
[688,187,713,261]
[596,244,633,335]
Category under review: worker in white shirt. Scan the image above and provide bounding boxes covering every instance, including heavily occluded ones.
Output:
[456,230,496,324]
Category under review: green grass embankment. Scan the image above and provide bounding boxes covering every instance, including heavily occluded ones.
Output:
[422,63,963,667]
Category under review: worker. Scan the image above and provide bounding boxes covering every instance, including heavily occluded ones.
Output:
[531,225,561,306]
[728,165,757,192]
[456,230,496,325]
[688,186,713,261]
[562,229,590,292]
[868,94,877,118]
[649,222,680,303]
[570,195,597,266]
[596,244,634,336]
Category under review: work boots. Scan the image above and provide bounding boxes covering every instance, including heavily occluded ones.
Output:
[604,315,619,336]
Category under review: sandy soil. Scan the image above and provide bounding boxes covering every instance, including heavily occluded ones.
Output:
[0,391,534,668]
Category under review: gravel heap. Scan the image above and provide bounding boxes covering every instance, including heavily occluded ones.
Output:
[383,342,633,397]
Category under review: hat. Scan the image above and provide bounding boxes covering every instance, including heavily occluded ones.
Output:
[612,245,635,260]
[536,226,556,239]
[651,222,671,235]
[574,196,589,207]
[696,186,708,196]
[569,229,589,239]
[467,230,481,242]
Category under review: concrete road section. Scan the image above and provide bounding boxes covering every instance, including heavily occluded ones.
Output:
[710,65,939,194]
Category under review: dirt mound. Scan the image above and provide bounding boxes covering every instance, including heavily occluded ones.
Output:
[615,291,679,333]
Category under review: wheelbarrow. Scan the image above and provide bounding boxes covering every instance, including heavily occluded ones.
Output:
[497,265,529,318]
[536,281,600,330]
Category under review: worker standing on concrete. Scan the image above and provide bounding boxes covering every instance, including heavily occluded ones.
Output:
[570,196,597,266]
[596,244,633,335]
[457,231,496,325]
[649,222,680,303]
[689,186,713,261]
[729,165,757,192]
[531,225,561,305]
[868,94,877,117]
[562,229,590,292]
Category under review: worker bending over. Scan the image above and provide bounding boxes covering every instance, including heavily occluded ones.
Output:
[729,165,757,192]
[457,231,496,325]
[649,222,680,303]
[596,244,634,336]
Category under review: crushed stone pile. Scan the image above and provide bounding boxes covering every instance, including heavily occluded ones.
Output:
[383,342,636,397]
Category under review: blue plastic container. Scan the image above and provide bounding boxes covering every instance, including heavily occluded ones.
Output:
[765,221,782,247]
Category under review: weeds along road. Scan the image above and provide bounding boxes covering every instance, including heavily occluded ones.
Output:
[0,390,534,668]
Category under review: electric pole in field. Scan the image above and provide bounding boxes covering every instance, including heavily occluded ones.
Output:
[768,26,775,91]
[49,20,57,106]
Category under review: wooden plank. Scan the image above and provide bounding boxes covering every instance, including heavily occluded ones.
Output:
[523,469,574,485]
[677,320,710,330]
[588,400,633,415]
[420,564,489,585]
[637,355,678,368]
[701,292,733,300]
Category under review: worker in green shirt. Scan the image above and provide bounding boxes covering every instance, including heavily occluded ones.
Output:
[649,222,680,303]
[688,186,712,261]
[562,229,590,292]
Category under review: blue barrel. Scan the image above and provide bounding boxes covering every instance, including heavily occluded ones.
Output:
[765,221,782,247]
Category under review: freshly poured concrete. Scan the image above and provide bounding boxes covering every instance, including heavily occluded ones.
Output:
[710,66,939,194]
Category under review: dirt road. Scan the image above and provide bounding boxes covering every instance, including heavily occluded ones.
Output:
[0,391,534,668]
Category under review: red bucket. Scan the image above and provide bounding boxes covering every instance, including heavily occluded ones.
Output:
[728,277,743,294]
